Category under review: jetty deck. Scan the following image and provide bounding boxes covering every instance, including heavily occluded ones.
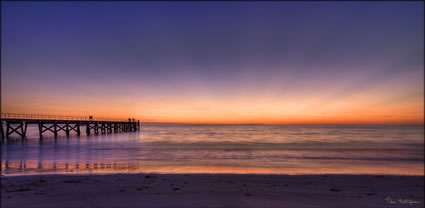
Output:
[0,113,140,140]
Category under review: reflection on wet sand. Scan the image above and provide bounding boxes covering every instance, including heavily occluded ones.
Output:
[3,159,424,176]
[1,160,142,175]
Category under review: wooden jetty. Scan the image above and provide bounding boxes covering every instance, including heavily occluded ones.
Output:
[0,113,140,140]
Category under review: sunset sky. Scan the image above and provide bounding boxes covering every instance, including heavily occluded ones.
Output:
[1,2,424,124]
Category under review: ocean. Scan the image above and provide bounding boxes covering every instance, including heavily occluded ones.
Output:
[1,125,423,176]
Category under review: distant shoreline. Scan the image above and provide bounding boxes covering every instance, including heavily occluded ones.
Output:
[140,123,424,126]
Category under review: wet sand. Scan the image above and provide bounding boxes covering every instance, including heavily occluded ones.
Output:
[1,174,423,208]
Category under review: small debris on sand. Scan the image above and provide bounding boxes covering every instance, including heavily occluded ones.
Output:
[330,188,341,192]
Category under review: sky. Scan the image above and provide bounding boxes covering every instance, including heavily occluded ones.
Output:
[1,2,424,125]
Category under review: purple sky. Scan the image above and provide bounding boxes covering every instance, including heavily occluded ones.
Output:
[1,2,423,124]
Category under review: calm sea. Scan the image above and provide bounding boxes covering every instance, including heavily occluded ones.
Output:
[1,125,423,176]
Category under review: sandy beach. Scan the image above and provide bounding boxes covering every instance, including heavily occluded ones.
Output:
[1,174,423,208]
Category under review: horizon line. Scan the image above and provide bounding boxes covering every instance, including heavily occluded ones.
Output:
[140,122,424,126]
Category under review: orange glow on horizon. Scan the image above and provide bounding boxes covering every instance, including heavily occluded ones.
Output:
[3,65,423,125]
[3,95,423,125]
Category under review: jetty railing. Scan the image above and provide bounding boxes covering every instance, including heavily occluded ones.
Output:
[0,113,128,122]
